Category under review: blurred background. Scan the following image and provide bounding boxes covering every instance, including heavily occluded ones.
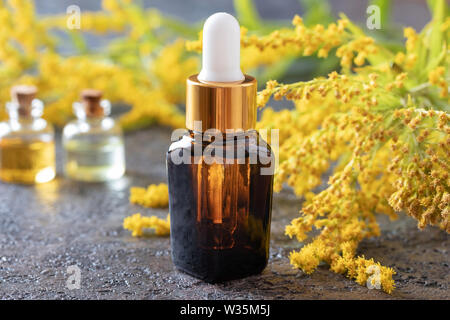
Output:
[34,0,431,58]
[35,0,430,28]
[0,0,438,128]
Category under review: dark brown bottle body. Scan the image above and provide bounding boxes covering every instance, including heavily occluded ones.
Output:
[167,130,273,282]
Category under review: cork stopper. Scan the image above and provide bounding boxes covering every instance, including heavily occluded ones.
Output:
[81,89,104,117]
[11,85,38,117]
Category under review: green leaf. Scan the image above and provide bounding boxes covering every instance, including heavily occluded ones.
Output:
[419,42,447,79]
[68,30,88,55]
[257,58,295,86]
[233,0,263,30]
[160,16,199,38]
[299,0,334,26]
[427,0,446,63]
[415,24,430,74]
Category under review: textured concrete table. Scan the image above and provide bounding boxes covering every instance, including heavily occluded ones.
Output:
[0,127,448,299]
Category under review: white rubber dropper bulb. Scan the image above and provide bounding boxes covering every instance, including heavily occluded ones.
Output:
[198,12,245,83]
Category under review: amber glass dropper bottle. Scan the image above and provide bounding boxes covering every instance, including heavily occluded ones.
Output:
[0,85,55,184]
[167,13,274,282]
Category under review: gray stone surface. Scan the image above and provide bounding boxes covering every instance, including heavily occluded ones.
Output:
[0,127,448,300]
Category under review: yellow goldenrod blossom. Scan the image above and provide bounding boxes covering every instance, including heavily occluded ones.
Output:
[129,183,169,208]
[151,39,199,104]
[186,15,374,71]
[255,2,449,293]
[123,213,170,237]
[404,27,418,52]
[0,0,187,131]
[428,66,448,98]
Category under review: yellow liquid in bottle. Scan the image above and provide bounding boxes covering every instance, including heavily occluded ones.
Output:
[0,138,55,184]
[64,137,125,182]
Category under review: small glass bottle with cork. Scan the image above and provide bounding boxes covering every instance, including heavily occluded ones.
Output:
[62,89,125,182]
[0,85,55,184]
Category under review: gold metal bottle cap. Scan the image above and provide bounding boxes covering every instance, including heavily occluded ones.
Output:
[81,89,104,117]
[11,85,37,117]
[186,74,257,132]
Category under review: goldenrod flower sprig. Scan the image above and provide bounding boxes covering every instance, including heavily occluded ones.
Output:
[123,213,170,237]
[187,14,383,72]
[282,105,448,294]
[0,0,196,130]
[124,183,170,237]
[256,1,449,293]
[129,183,169,208]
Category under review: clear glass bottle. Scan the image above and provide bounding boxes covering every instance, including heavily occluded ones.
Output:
[62,89,125,182]
[0,85,55,184]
